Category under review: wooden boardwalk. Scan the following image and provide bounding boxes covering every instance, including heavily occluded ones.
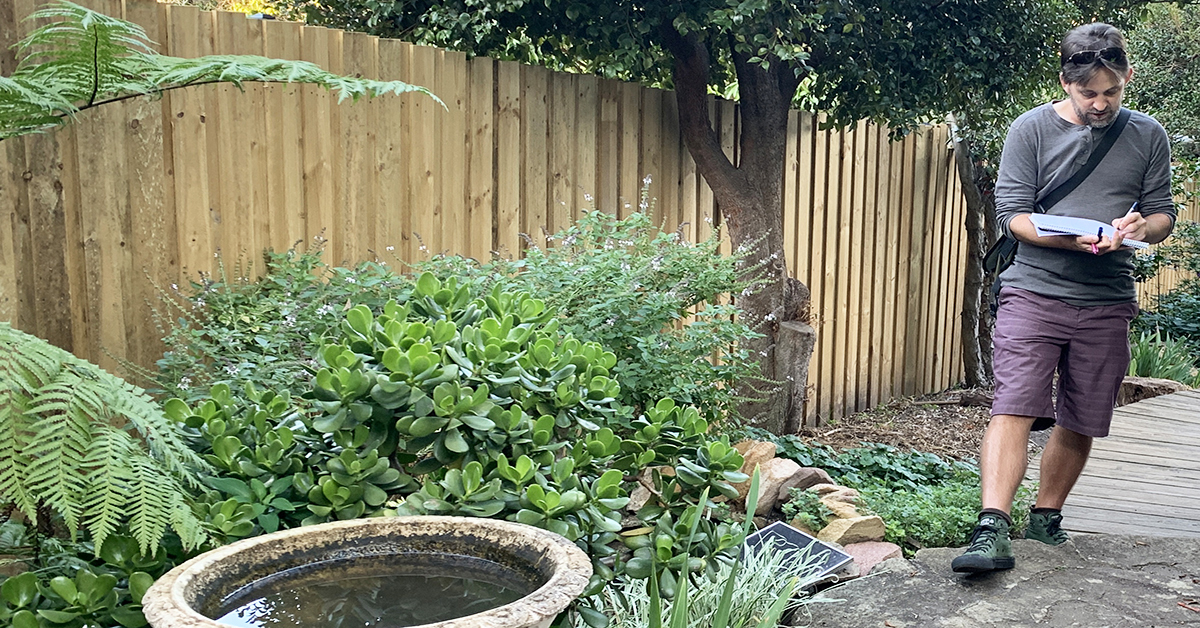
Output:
[1028,389,1200,538]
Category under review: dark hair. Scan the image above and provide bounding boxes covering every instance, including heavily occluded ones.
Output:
[1060,23,1129,84]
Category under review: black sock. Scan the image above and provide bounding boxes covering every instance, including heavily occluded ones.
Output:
[1031,507,1062,515]
[979,508,1012,526]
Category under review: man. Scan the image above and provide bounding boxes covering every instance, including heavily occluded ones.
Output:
[951,22,1175,574]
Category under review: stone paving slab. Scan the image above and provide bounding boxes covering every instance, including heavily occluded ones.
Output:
[792,535,1200,627]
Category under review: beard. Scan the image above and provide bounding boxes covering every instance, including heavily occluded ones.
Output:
[1072,100,1118,128]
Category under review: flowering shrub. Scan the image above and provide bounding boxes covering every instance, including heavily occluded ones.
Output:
[152,245,410,403]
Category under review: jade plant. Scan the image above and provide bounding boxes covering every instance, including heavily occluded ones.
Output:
[302,274,747,604]
[166,383,314,543]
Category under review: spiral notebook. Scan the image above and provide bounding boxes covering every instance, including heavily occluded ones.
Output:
[1028,214,1149,250]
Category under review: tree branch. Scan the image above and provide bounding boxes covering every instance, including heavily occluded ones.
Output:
[659,22,742,194]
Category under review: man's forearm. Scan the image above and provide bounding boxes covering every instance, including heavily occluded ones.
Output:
[1006,214,1079,250]
[1141,213,1174,244]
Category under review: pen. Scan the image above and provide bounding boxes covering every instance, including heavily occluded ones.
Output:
[1091,227,1101,255]
[1118,201,1138,236]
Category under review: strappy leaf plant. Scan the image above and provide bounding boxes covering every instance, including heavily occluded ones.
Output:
[0,0,440,141]
[0,323,208,555]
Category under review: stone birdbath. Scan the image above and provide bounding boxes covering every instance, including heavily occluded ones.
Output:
[143,516,592,628]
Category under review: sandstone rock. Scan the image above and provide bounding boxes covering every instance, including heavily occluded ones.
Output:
[817,515,886,545]
[1117,376,1190,407]
[805,484,859,504]
[842,541,903,575]
[755,457,803,512]
[733,440,778,499]
[823,488,860,503]
[735,439,777,470]
[773,467,834,503]
[819,497,861,520]
[808,483,858,500]
[628,484,652,512]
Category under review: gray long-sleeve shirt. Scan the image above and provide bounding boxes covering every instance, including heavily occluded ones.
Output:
[994,103,1174,305]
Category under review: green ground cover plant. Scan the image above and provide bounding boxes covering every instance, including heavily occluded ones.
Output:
[293,274,752,619]
[133,219,766,624]
[5,267,753,628]
[152,247,410,403]
[583,474,822,628]
[762,432,1034,555]
[780,487,834,533]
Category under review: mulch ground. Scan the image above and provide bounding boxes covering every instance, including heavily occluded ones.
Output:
[801,387,996,461]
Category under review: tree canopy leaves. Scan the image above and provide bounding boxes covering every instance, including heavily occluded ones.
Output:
[299,0,1087,134]
[1126,3,1200,163]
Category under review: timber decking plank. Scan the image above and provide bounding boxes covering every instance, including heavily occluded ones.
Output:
[1062,496,1200,521]
[1066,474,1200,503]
[1029,392,1200,540]
[1061,507,1200,538]
[1038,457,1200,483]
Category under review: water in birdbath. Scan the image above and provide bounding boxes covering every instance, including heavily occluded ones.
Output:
[212,553,533,627]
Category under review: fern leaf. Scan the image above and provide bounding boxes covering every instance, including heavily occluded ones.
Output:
[1,0,439,141]
[124,456,179,556]
[169,501,208,552]
[81,425,136,553]
[103,376,209,490]
[0,323,209,554]
[22,381,93,535]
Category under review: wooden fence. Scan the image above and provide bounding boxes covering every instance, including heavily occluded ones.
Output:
[8,0,1186,427]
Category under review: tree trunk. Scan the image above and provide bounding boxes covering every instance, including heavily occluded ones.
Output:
[952,126,997,386]
[663,30,811,433]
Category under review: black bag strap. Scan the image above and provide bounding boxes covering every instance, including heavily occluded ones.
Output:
[1036,107,1131,211]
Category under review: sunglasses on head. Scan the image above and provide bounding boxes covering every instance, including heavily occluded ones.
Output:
[1064,47,1126,65]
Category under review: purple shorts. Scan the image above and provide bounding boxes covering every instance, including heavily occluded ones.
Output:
[991,287,1138,438]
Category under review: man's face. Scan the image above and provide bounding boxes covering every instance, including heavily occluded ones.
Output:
[1060,67,1132,128]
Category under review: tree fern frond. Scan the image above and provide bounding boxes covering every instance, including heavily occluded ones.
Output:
[103,376,208,490]
[22,381,94,535]
[124,455,179,556]
[1,0,440,141]
[0,323,210,554]
[82,425,139,554]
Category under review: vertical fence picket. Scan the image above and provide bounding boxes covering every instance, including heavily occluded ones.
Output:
[439,50,468,258]
[520,65,549,249]
[549,74,576,235]
[375,38,407,263]
[859,120,878,410]
[467,56,495,262]
[596,79,621,216]
[618,82,641,218]
[262,19,306,255]
[640,89,663,226]
[575,75,599,213]
[494,61,522,258]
